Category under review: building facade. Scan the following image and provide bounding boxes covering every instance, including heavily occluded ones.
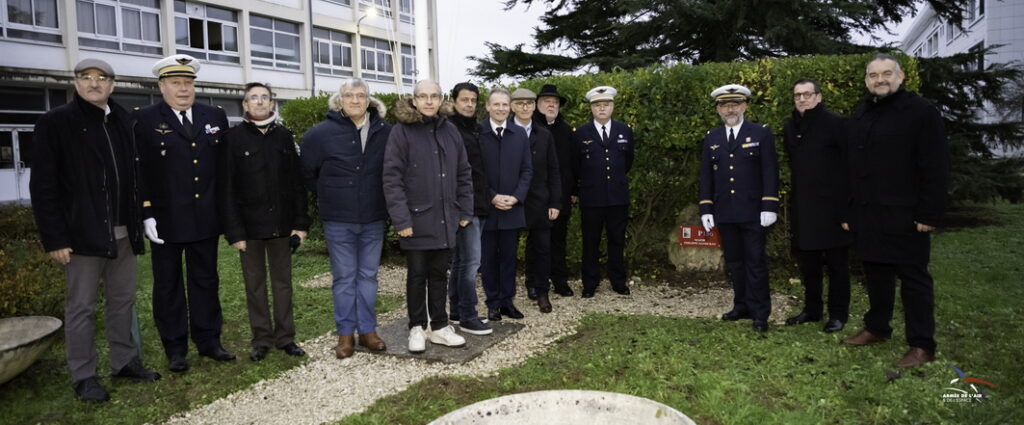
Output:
[0,0,438,203]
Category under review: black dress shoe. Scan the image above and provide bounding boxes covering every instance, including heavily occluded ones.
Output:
[168,355,189,373]
[487,307,503,322]
[612,286,631,295]
[721,310,752,321]
[536,294,552,313]
[73,376,110,402]
[499,305,525,319]
[199,345,236,361]
[752,320,769,332]
[114,358,161,381]
[553,285,574,297]
[280,343,306,357]
[823,319,845,333]
[527,286,538,300]
[250,346,270,361]
[785,312,822,326]
[581,289,595,298]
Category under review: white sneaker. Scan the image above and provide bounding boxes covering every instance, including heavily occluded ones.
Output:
[428,325,466,347]
[408,326,426,353]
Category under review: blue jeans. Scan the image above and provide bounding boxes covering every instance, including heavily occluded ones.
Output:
[324,220,385,335]
[448,216,483,320]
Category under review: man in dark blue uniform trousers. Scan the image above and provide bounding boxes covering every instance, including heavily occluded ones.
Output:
[573,86,634,298]
[134,54,234,372]
[840,54,949,369]
[533,85,576,297]
[699,84,780,332]
[782,79,853,334]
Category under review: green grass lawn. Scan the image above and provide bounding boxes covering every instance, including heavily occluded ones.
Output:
[0,237,399,425]
[337,203,1024,425]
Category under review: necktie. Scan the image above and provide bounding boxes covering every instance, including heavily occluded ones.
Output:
[728,128,736,146]
[180,110,193,135]
[601,125,608,143]
[496,127,503,138]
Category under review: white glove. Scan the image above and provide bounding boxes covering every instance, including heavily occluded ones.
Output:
[144,218,164,244]
[701,214,715,233]
[760,211,778,228]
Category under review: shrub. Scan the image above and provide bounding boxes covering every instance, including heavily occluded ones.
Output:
[0,205,65,317]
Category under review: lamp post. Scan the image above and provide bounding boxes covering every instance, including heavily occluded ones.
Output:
[353,7,377,79]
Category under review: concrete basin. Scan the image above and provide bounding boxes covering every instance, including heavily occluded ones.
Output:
[0,316,62,385]
[429,390,696,425]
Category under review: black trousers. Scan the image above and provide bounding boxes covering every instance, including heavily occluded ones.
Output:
[481,229,520,308]
[524,227,552,294]
[795,246,851,322]
[580,205,628,292]
[549,205,572,291]
[239,237,296,349]
[405,249,451,331]
[150,236,223,357]
[862,261,936,353]
[718,221,771,321]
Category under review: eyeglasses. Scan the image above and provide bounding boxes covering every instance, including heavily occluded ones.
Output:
[415,93,442,101]
[246,95,272,103]
[512,101,535,108]
[793,91,818,100]
[77,74,112,83]
[342,93,367,101]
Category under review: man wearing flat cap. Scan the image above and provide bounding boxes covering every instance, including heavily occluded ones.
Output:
[134,54,234,372]
[573,86,634,298]
[511,88,562,313]
[533,84,576,297]
[31,58,161,402]
[698,84,780,332]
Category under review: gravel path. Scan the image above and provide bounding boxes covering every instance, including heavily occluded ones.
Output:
[157,266,794,425]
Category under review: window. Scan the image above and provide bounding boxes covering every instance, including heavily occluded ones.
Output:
[77,0,161,55]
[1,0,61,43]
[250,14,300,70]
[174,1,239,63]
[313,27,353,76]
[969,42,985,72]
[321,0,351,5]
[401,44,415,84]
[360,0,391,17]
[399,0,412,23]
[360,36,393,81]
[925,30,939,57]
[966,0,984,22]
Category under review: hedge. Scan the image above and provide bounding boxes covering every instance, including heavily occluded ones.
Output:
[281,53,917,278]
[0,205,65,317]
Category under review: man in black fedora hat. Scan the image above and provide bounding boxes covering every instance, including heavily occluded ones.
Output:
[532,84,576,297]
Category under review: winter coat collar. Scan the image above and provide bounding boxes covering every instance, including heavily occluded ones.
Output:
[393,96,454,125]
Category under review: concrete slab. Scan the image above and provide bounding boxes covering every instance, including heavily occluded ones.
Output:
[353,319,525,364]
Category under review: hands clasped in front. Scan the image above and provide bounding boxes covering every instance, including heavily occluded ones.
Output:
[491,194,518,211]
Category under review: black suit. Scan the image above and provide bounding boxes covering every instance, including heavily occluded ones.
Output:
[519,121,562,295]
[573,120,633,292]
[134,101,229,358]
[698,120,779,321]
[534,111,575,292]
[783,103,853,322]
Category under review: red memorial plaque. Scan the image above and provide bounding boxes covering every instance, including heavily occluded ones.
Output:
[678,225,721,248]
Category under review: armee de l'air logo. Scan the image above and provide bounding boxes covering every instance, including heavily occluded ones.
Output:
[942,363,996,403]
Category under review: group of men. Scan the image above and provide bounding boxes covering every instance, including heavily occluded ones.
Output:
[699,53,949,370]
[29,51,947,403]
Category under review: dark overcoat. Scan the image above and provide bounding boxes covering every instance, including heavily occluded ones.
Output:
[451,113,491,217]
[30,94,144,257]
[846,88,949,264]
[478,119,533,230]
[783,103,854,250]
[573,120,634,207]
[518,121,562,229]
[382,98,473,250]
[534,110,575,209]
[300,96,391,224]
[134,101,228,243]
[698,120,780,223]
[218,118,311,244]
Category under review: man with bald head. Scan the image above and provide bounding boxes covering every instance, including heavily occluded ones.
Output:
[841,54,950,369]
[384,80,474,353]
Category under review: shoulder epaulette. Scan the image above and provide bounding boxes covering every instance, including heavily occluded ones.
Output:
[217,105,223,109]
[133,106,141,111]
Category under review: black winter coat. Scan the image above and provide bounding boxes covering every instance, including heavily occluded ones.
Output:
[30,94,144,257]
[451,113,491,217]
[847,88,950,264]
[534,110,575,208]
[519,121,562,229]
[783,103,854,250]
[218,118,311,244]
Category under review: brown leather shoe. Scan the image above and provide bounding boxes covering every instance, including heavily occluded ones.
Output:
[357,332,387,352]
[537,294,552,313]
[335,334,354,359]
[896,347,935,368]
[841,329,888,346]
